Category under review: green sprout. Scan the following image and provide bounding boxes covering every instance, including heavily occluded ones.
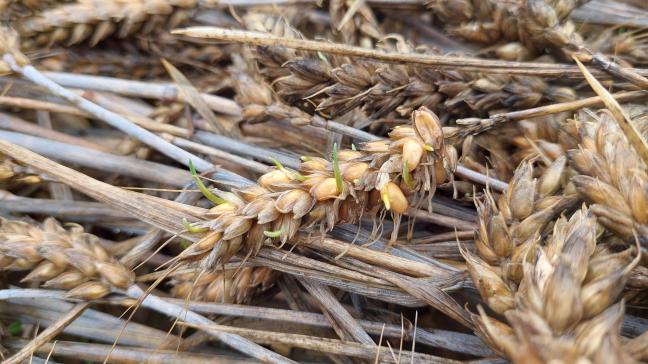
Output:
[263,229,283,238]
[402,160,415,189]
[179,239,192,250]
[272,157,306,182]
[189,160,225,205]
[182,217,208,234]
[7,321,22,336]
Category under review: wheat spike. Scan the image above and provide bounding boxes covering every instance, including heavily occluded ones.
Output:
[0,217,135,299]
[179,108,454,271]
[427,0,584,58]
[256,44,575,120]
[463,157,575,315]
[17,0,197,48]
[470,206,640,363]
[564,110,648,244]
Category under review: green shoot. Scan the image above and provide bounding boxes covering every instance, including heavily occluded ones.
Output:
[179,239,192,250]
[270,157,284,170]
[182,217,208,233]
[264,229,283,238]
[332,143,343,193]
[273,157,306,181]
[403,160,414,189]
[7,321,22,336]
[189,160,225,205]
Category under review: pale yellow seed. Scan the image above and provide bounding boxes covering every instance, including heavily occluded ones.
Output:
[311,177,340,201]
[381,182,408,213]
[258,169,291,188]
[402,138,424,171]
[342,162,369,182]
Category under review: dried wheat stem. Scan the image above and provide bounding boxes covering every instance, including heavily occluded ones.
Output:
[3,54,214,173]
[0,111,110,152]
[3,302,89,364]
[178,320,457,363]
[450,90,648,141]
[0,130,192,187]
[125,285,297,364]
[40,71,241,115]
[4,338,248,364]
[172,26,648,78]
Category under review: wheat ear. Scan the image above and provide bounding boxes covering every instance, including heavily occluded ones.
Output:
[0,217,135,299]
[17,0,197,48]
[178,108,454,270]
[471,206,640,363]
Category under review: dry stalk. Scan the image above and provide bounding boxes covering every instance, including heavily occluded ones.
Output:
[173,26,648,78]
[3,301,89,364]
[447,90,648,142]
[0,218,135,299]
[469,206,640,363]
[17,0,198,48]
[0,27,226,176]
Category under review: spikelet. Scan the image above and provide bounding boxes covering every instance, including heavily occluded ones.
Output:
[564,110,648,244]
[0,0,73,22]
[458,113,569,182]
[0,218,135,299]
[0,156,41,187]
[470,206,640,363]
[181,108,454,271]
[329,0,382,47]
[17,0,198,48]
[463,157,575,315]
[426,0,584,58]
[170,267,278,304]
